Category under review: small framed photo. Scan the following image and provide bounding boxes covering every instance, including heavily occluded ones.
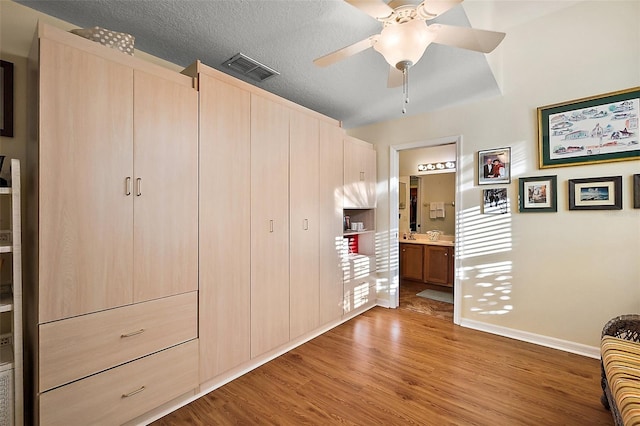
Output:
[633,174,640,209]
[478,147,511,185]
[483,187,508,214]
[519,176,557,213]
[537,87,640,168]
[568,176,622,210]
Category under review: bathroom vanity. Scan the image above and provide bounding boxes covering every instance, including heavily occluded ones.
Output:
[399,239,454,287]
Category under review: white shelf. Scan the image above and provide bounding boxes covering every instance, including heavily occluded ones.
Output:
[0,344,13,372]
[0,159,22,424]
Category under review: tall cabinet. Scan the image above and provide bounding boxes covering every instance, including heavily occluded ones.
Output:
[289,109,320,340]
[197,67,252,383]
[0,159,23,426]
[250,94,291,358]
[187,61,347,389]
[26,24,199,425]
[318,123,346,324]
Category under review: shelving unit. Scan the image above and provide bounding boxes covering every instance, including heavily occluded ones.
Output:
[0,159,23,426]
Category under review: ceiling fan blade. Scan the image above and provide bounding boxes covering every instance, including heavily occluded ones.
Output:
[387,66,403,88]
[313,36,378,67]
[345,0,394,19]
[430,24,506,53]
[417,0,463,20]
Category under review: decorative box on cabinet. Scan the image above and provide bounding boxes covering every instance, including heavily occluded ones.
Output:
[27,23,199,425]
[0,159,23,426]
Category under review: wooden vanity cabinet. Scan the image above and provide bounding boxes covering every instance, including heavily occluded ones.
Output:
[423,245,454,287]
[400,243,454,287]
[400,243,424,281]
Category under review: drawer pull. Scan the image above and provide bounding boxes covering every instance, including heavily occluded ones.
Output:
[122,386,146,398]
[120,328,145,338]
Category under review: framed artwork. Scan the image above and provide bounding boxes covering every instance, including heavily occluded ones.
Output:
[634,174,640,209]
[478,147,511,185]
[568,176,622,210]
[538,87,640,168]
[519,175,557,213]
[483,187,508,214]
[0,60,14,137]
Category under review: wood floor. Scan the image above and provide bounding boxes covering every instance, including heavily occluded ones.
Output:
[153,295,612,425]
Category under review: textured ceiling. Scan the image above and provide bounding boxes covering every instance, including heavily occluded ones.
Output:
[14,0,576,128]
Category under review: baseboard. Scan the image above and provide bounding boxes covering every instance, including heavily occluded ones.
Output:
[459,318,600,359]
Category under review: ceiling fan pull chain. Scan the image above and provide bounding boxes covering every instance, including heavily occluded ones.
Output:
[402,66,409,114]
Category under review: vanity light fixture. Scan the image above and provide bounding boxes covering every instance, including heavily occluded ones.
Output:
[417,161,456,172]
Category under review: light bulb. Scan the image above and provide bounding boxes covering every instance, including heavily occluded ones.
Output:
[373,19,435,69]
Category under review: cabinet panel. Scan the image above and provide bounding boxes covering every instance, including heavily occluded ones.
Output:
[250,95,290,357]
[133,70,198,302]
[400,243,423,281]
[38,38,134,323]
[198,73,251,381]
[319,122,345,324]
[423,245,452,286]
[289,110,320,339]
[39,292,197,392]
[39,340,198,426]
[344,136,376,209]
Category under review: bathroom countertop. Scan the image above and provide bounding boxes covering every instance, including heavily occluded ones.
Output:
[399,239,454,247]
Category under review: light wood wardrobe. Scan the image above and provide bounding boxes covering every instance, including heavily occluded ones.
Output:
[188,62,347,387]
[25,24,199,425]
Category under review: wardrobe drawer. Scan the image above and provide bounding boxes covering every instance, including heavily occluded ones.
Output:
[39,291,197,392]
[40,339,198,426]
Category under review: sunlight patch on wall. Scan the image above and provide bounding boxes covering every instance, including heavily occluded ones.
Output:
[463,260,513,315]
[457,206,512,258]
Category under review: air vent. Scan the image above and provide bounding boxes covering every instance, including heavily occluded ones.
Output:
[223,53,279,82]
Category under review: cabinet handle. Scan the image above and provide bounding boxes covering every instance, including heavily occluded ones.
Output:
[269,220,274,233]
[125,177,132,196]
[303,219,309,230]
[122,386,145,398]
[121,328,145,338]
[136,178,142,196]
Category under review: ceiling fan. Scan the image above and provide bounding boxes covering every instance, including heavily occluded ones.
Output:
[314,0,506,113]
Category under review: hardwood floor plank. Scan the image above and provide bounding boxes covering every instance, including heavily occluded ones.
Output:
[153,306,612,425]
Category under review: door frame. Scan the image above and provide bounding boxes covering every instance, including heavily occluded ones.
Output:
[388,135,462,325]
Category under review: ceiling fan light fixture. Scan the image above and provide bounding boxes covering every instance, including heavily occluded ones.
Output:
[373,19,435,68]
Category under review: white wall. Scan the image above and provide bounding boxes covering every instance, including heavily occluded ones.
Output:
[349,1,640,349]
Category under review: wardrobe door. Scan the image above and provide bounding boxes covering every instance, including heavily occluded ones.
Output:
[199,73,251,381]
[38,38,134,323]
[132,70,198,302]
[289,110,320,339]
[250,94,290,358]
[319,122,345,324]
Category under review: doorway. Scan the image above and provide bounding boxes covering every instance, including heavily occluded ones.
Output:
[389,135,462,325]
